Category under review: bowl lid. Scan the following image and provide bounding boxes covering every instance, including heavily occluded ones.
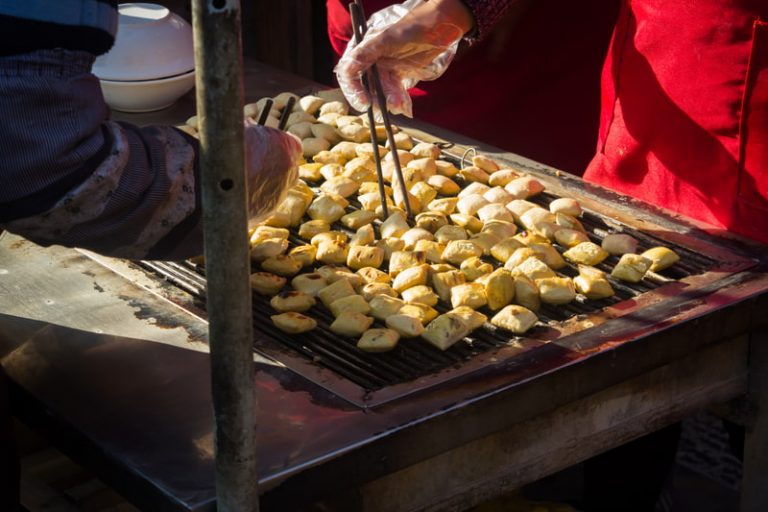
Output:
[93,3,194,81]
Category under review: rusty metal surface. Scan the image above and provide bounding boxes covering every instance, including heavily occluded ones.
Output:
[1,62,767,511]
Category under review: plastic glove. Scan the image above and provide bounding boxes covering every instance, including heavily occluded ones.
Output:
[243,120,301,227]
[334,0,473,118]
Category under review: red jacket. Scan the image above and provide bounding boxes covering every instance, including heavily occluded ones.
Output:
[584,0,768,244]
[329,0,768,244]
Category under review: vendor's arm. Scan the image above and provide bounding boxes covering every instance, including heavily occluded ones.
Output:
[0,2,301,261]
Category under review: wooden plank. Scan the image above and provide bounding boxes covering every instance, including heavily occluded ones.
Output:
[337,336,748,512]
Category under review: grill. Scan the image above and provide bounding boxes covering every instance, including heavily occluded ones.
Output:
[138,161,746,408]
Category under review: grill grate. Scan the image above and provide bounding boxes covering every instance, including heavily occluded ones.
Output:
[138,153,721,394]
[140,201,717,393]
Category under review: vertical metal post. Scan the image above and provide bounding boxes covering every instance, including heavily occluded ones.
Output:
[190,1,258,511]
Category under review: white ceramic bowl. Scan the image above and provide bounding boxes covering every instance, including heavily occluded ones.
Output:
[99,70,196,112]
[93,3,194,81]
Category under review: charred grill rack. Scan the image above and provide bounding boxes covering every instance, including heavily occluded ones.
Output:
[138,163,756,409]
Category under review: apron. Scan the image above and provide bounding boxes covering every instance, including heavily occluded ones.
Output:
[584,0,768,243]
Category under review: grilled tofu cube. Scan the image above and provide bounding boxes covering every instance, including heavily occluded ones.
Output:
[612,253,653,283]
[472,154,500,173]
[549,197,582,217]
[249,272,286,296]
[361,282,398,301]
[529,242,567,269]
[563,241,609,266]
[357,328,400,352]
[491,238,526,263]
[341,210,377,230]
[421,312,470,351]
[298,220,331,240]
[329,294,371,317]
[415,212,448,233]
[641,247,680,272]
[250,226,290,245]
[554,228,590,248]
[432,270,466,302]
[330,312,374,337]
[291,273,327,296]
[426,175,460,196]
[514,256,556,281]
[320,176,359,198]
[442,239,483,265]
[427,197,458,215]
[469,232,501,256]
[504,176,545,199]
[271,312,317,334]
[573,265,614,300]
[485,268,516,310]
[514,274,541,312]
[380,211,410,239]
[449,213,483,233]
[450,306,487,331]
[288,245,317,267]
[400,285,439,307]
[318,279,357,308]
[392,264,430,293]
[413,240,446,264]
[389,250,427,277]
[401,228,435,251]
[536,276,576,305]
[347,245,384,270]
[307,195,346,224]
[374,237,406,260]
[460,257,493,282]
[357,266,392,285]
[311,230,348,247]
[386,314,425,338]
[316,265,363,288]
[435,159,459,177]
[450,282,487,309]
[519,207,556,232]
[316,240,349,265]
[490,305,538,334]
[261,255,302,277]
[250,238,289,262]
[602,233,638,255]
[434,225,468,244]
[369,295,405,321]
[488,169,520,187]
[399,303,439,324]
[458,165,490,184]
[270,290,316,313]
[482,219,517,239]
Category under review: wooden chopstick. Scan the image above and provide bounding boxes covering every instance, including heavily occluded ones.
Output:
[348,3,389,222]
[255,98,274,125]
[277,95,296,131]
[349,1,414,221]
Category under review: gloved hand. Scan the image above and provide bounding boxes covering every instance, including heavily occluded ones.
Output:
[334,0,474,118]
[243,120,301,227]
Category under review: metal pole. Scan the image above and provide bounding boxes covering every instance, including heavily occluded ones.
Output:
[190,1,258,511]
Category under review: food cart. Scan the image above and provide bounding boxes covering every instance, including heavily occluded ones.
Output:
[1,2,767,512]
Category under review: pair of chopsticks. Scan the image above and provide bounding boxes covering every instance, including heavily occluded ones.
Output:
[255,96,296,131]
[349,0,413,222]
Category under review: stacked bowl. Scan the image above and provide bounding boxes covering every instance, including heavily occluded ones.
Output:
[94,3,195,112]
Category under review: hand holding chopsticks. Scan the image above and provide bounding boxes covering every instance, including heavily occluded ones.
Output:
[348,1,414,222]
